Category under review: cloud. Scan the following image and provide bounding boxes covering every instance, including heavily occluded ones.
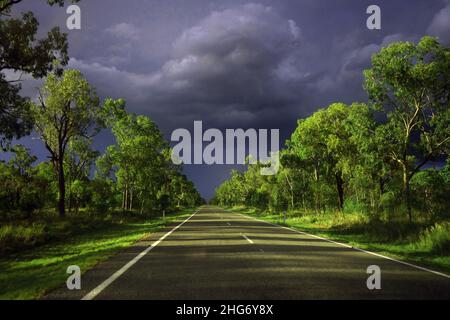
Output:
[2,69,42,102]
[66,1,449,136]
[68,58,157,104]
[154,3,305,113]
[71,3,309,129]
[311,33,417,100]
[427,3,450,43]
[105,22,140,41]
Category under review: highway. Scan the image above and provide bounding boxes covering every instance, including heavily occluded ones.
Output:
[46,206,450,299]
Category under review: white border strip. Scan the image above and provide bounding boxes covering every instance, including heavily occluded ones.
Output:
[232,210,450,279]
[82,209,200,300]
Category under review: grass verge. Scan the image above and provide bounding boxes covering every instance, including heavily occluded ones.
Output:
[0,208,197,300]
[226,206,450,275]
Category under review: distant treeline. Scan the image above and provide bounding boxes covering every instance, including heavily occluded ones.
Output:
[212,36,450,222]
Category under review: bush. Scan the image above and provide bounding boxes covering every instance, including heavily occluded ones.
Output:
[343,199,369,214]
[0,223,47,255]
[415,223,450,255]
[89,178,117,213]
[411,170,450,219]
[18,188,46,213]
[379,191,402,219]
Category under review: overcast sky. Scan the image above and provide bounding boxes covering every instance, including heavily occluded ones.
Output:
[7,0,450,199]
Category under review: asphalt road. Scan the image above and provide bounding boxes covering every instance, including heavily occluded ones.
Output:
[46,206,450,300]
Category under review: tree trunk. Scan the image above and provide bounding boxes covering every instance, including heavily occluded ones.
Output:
[302,194,306,213]
[403,169,412,222]
[335,173,344,210]
[124,185,128,211]
[379,177,385,195]
[68,183,73,213]
[129,189,133,211]
[57,159,66,217]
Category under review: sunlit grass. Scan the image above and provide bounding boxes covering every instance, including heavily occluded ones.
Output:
[0,208,195,300]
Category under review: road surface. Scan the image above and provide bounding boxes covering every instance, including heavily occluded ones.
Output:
[46,206,450,299]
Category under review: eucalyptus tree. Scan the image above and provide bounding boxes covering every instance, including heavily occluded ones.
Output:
[100,99,170,212]
[289,103,359,210]
[364,36,450,221]
[32,70,102,217]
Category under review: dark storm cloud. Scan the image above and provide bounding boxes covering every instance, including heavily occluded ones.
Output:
[70,3,310,130]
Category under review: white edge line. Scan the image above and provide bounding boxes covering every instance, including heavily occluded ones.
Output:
[230,210,450,279]
[241,234,254,244]
[81,209,200,300]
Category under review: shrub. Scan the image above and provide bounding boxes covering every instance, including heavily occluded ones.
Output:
[89,178,117,213]
[0,223,47,255]
[415,222,450,255]
[343,199,369,214]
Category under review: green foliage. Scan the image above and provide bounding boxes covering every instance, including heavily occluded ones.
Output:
[415,223,450,255]
[89,177,117,214]
[0,223,46,255]
[0,146,54,214]
[364,36,450,220]
[0,96,201,220]
[98,99,202,213]
[411,169,450,219]
[0,0,80,147]
[215,36,449,225]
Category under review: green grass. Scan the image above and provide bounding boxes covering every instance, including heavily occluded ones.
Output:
[226,206,450,275]
[0,208,197,300]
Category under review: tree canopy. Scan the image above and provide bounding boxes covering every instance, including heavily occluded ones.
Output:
[0,0,80,148]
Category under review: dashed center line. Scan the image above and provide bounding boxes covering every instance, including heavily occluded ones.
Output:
[242,234,254,244]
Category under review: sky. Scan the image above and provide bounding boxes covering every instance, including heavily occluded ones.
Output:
[5,0,450,200]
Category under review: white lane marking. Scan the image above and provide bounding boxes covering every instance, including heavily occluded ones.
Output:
[231,211,450,279]
[241,234,254,244]
[82,209,200,300]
